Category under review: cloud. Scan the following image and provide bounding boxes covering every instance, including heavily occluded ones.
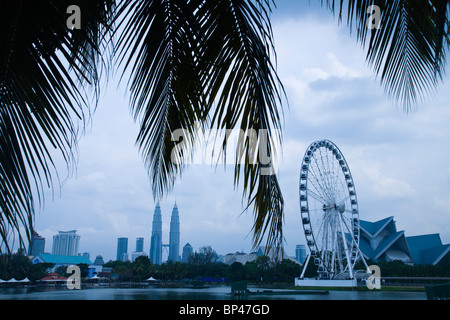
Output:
[362,165,417,199]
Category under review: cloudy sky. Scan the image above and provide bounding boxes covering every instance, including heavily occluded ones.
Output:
[31,1,450,262]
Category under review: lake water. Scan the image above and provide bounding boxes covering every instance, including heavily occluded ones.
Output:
[0,286,427,300]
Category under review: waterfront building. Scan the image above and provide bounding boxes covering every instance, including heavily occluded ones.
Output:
[28,231,45,256]
[225,251,257,265]
[224,247,298,266]
[357,216,450,266]
[52,231,80,256]
[406,234,450,265]
[169,203,180,262]
[182,243,193,262]
[150,202,163,265]
[32,253,92,271]
[358,217,412,263]
[116,237,128,261]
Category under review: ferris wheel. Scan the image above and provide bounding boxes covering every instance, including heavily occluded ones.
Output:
[299,140,367,280]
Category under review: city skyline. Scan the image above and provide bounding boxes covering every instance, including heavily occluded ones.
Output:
[29,1,450,262]
[28,225,283,264]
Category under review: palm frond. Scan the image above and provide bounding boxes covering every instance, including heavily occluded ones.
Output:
[116,0,286,250]
[116,0,204,199]
[323,0,450,111]
[195,0,286,250]
[0,0,116,252]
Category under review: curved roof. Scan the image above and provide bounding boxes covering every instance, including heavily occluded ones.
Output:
[357,217,450,265]
[406,234,450,265]
[357,217,412,263]
[360,217,395,237]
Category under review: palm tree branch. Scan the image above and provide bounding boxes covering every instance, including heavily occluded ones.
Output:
[197,0,285,250]
[116,0,203,199]
[323,0,450,110]
[0,0,116,252]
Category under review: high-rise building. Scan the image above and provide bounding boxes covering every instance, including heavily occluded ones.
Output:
[150,202,163,265]
[131,251,147,262]
[52,230,80,256]
[28,231,45,256]
[117,237,128,261]
[131,237,146,262]
[169,203,180,262]
[136,237,144,253]
[295,244,307,265]
[182,243,193,263]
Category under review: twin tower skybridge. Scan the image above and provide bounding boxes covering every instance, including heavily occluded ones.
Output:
[150,202,180,265]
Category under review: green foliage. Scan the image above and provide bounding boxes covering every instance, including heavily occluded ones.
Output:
[376,259,450,278]
[102,252,303,284]
[0,250,50,281]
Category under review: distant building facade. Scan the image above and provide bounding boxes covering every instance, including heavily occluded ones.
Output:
[169,203,180,262]
[150,203,163,265]
[356,216,450,266]
[131,237,146,262]
[136,238,144,253]
[224,247,299,266]
[93,255,105,266]
[295,245,307,265]
[52,231,80,256]
[182,243,193,262]
[116,237,128,261]
[131,251,147,262]
[28,231,45,256]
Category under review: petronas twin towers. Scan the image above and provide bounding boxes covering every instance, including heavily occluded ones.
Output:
[149,202,180,265]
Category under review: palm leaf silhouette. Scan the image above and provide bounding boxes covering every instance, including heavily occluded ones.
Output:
[0,0,115,252]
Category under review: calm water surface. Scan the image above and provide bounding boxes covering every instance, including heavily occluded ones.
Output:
[0,286,427,300]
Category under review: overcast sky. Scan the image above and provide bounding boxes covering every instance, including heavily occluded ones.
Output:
[32,1,450,262]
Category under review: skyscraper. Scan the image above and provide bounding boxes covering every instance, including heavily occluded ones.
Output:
[131,237,146,262]
[295,244,307,265]
[52,230,80,256]
[28,231,45,256]
[169,203,180,262]
[117,237,128,261]
[136,237,144,253]
[182,243,193,262]
[150,202,163,265]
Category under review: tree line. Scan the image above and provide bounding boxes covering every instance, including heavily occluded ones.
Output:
[104,247,301,284]
[1,246,449,284]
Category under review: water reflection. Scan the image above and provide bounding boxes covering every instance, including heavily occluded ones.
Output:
[0,286,426,300]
